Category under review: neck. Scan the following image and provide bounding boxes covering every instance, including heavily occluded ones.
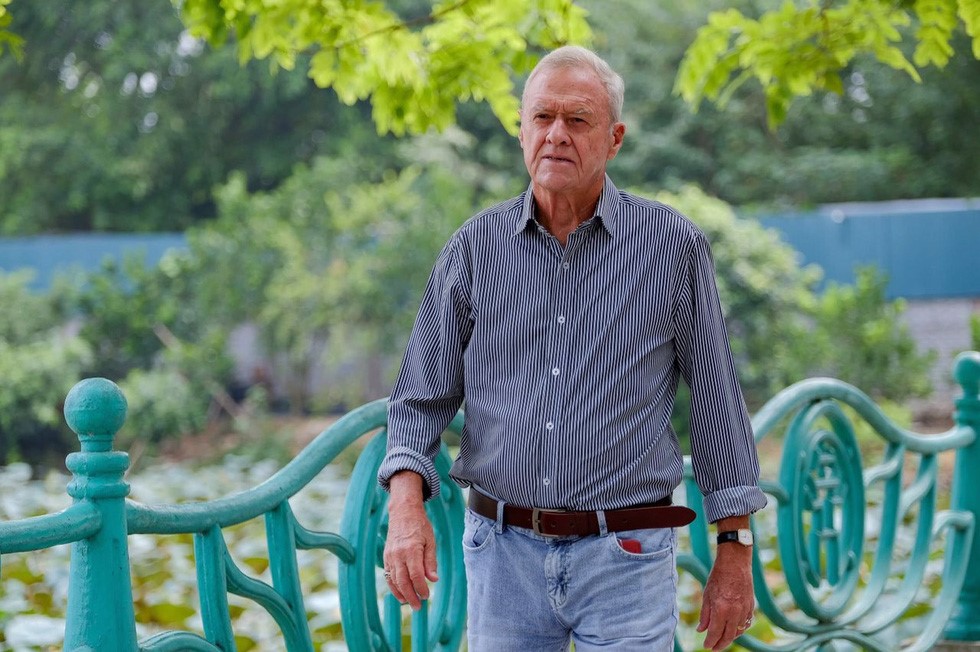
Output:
[533,185,602,246]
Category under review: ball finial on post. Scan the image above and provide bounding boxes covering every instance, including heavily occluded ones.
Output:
[953,351,980,399]
[64,378,128,453]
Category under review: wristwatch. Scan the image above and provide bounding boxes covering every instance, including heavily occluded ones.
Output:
[717,529,754,546]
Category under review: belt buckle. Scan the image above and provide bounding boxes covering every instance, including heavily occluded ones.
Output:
[531,508,564,538]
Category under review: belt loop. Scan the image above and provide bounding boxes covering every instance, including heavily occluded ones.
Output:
[495,498,506,534]
[596,510,608,537]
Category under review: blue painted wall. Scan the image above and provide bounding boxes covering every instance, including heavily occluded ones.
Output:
[755,200,980,299]
[2,200,978,300]
[0,233,187,289]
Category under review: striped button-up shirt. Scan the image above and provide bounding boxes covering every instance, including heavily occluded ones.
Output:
[379,176,766,523]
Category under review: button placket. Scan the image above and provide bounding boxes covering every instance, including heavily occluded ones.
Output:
[539,251,575,500]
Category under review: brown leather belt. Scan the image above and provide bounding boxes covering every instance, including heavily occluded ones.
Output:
[467,490,697,537]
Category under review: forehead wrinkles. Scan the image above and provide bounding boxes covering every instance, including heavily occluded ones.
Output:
[523,67,610,119]
[529,102,594,116]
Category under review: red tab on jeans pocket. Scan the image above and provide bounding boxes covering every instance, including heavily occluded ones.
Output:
[618,538,642,553]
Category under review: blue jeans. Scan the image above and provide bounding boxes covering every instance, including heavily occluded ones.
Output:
[462,505,679,651]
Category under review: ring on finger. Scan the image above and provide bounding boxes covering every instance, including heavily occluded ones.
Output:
[383,568,393,581]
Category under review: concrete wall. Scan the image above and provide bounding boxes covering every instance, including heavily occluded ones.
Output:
[902,297,980,418]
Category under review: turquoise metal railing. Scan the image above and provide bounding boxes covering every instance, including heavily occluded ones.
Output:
[677,350,980,651]
[0,378,467,651]
[0,352,977,650]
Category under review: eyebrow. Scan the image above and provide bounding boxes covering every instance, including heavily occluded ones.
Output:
[528,104,595,116]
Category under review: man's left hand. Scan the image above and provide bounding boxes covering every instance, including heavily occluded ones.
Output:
[697,523,754,650]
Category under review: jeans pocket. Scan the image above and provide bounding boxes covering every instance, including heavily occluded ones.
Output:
[610,527,674,561]
[463,509,495,551]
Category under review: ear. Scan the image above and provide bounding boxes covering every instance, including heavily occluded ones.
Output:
[607,122,626,160]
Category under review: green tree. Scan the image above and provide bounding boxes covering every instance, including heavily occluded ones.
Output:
[0,0,392,234]
[585,0,980,209]
[0,271,92,465]
[186,157,482,411]
[643,185,821,406]
[0,0,21,58]
[676,0,980,126]
[804,267,935,399]
[637,188,931,439]
[178,0,592,135]
[53,252,236,446]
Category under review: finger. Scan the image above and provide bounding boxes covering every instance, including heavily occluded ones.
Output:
[737,613,754,637]
[394,569,423,610]
[405,555,431,605]
[702,611,738,651]
[696,599,711,633]
[383,554,421,608]
[701,615,722,650]
[424,539,439,582]
[711,620,741,652]
[385,568,410,606]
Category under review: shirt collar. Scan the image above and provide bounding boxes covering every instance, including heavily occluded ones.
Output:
[512,174,622,237]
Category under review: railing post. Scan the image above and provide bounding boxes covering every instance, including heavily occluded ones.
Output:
[944,351,980,641]
[62,378,139,651]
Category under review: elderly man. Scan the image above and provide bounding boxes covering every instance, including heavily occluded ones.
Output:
[377,45,766,651]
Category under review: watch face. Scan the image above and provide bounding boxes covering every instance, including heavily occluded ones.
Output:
[737,529,753,546]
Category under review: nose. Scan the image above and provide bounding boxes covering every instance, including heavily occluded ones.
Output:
[545,118,570,145]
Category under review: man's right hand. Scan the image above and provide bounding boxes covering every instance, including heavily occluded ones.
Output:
[383,471,439,610]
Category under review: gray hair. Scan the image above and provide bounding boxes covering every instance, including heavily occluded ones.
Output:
[521,46,625,123]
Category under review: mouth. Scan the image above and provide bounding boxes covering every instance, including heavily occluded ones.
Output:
[542,155,574,164]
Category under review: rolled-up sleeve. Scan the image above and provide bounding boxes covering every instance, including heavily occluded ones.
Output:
[378,237,472,500]
[674,231,767,522]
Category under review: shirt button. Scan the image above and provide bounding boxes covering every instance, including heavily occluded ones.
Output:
[562,262,570,270]
[546,422,554,430]
[557,315,565,324]
[543,478,551,486]
[551,367,560,376]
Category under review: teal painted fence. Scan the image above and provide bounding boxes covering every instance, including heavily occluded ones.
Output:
[0,352,978,651]
[756,204,980,299]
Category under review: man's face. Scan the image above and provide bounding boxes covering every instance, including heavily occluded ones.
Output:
[519,66,625,198]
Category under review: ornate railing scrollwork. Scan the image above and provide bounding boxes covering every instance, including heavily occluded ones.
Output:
[676,352,980,651]
[778,400,866,621]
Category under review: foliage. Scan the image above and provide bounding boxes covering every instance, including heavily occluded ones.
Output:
[3,0,980,236]
[178,0,592,136]
[676,0,980,127]
[638,189,932,439]
[117,368,207,446]
[971,313,980,350]
[645,185,821,406]
[0,271,92,465]
[0,0,391,234]
[0,0,21,59]
[185,157,480,411]
[55,252,232,383]
[52,252,235,449]
[805,267,935,399]
[565,0,980,210]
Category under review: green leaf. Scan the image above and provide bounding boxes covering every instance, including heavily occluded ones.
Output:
[170,0,592,136]
[913,0,958,66]
[958,0,980,56]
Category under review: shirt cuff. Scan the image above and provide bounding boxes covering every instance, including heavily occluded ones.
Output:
[377,446,441,502]
[702,485,768,523]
